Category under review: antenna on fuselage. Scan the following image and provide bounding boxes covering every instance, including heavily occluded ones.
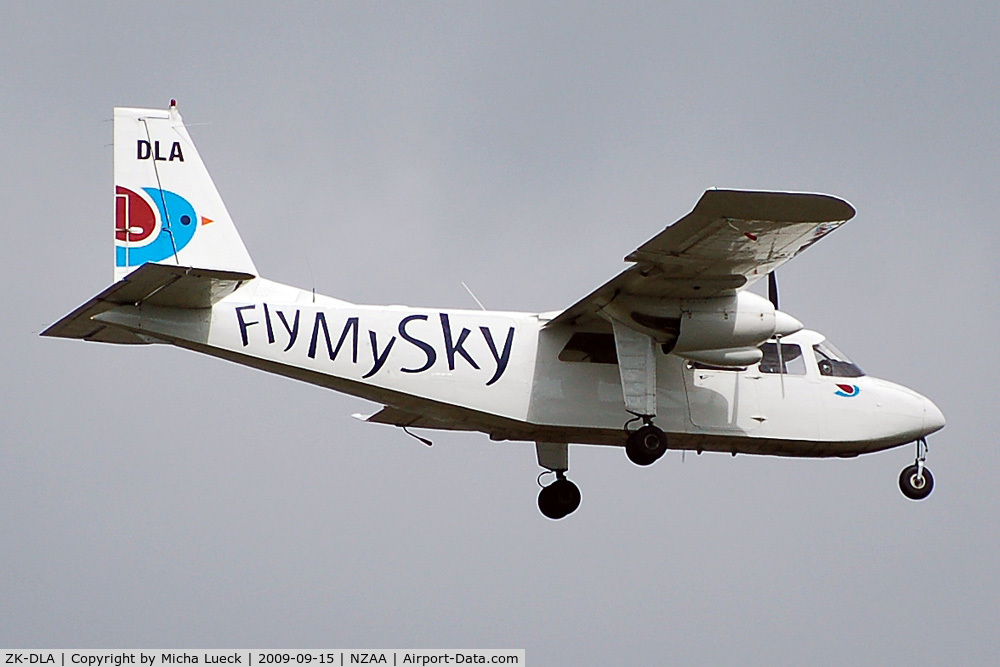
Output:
[403,426,433,447]
[304,255,316,303]
[461,281,486,311]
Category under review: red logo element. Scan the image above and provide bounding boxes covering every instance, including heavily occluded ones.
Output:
[835,383,860,397]
[115,186,156,244]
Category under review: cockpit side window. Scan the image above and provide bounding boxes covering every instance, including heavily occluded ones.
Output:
[812,341,865,377]
[759,342,806,375]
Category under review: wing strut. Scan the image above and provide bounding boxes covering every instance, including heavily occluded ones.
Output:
[611,320,658,419]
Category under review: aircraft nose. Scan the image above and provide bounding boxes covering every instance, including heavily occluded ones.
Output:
[922,397,946,436]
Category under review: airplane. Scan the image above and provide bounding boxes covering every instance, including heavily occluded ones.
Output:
[43,102,946,519]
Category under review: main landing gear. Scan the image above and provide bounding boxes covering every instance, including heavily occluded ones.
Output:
[624,416,668,466]
[899,438,934,501]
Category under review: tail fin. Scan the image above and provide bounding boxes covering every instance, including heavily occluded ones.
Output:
[114,102,257,281]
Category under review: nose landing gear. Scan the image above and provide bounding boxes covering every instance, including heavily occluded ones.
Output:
[535,442,581,519]
[899,438,934,500]
[537,471,582,520]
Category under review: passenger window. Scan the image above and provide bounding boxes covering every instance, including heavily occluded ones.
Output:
[759,342,806,375]
[558,332,618,364]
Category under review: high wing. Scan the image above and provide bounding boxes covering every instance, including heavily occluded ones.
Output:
[547,189,855,328]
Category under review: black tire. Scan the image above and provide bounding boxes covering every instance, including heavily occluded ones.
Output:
[625,425,668,466]
[538,478,581,519]
[537,484,560,519]
[899,464,934,501]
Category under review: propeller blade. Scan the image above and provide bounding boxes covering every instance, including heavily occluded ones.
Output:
[768,272,779,310]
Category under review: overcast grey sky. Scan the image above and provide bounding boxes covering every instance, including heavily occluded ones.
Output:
[3,2,999,664]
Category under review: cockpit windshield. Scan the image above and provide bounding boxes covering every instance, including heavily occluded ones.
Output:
[813,340,865,378]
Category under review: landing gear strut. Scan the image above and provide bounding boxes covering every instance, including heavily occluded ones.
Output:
[624,416,668,466]
[899,438,934,500]
[537,471,582,520]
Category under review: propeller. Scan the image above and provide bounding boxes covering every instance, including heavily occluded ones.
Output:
[768,271,786,397]
[768,270,801,336]
[767,271,779,310]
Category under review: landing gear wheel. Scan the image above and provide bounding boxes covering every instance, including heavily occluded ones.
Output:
[625,424,668,466]
[899,464,934,500]
[538,477,582,520]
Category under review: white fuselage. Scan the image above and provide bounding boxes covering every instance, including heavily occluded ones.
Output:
[94,278,945,458]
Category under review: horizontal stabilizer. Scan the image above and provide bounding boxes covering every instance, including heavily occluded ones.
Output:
[41,262,254,343]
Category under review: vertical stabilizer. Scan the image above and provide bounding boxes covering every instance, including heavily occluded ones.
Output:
[113,102,257,281]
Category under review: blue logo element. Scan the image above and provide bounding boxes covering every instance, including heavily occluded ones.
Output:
[835,384,860,397]
[115,188,198,267]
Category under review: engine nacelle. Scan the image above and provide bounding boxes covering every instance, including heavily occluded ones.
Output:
[604,291,803,367]
[673,291,781,352]
[680,346,764,367]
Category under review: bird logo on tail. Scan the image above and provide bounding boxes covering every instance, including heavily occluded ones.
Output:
[114,186,212,267]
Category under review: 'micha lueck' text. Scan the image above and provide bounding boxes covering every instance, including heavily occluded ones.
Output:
[234,304,515,385]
